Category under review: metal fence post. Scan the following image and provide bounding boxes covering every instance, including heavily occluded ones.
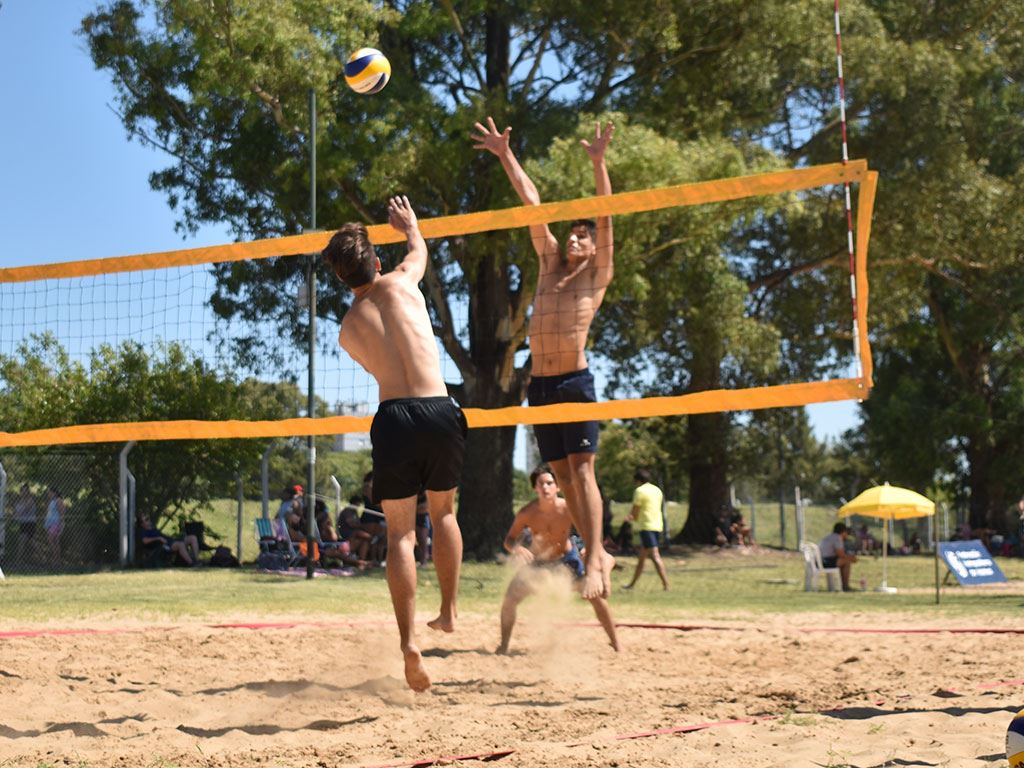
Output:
[119,441,136,567]
[794,486,805,546]
[127,471,136,564]
[261,442,274,520]
[330,475,342,518]
[0,461,7,564]
[236,472,244,564]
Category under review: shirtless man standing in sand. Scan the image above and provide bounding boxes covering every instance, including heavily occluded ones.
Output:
[323,195,467,692]
[473,117,616,599]
[496,465,619,655]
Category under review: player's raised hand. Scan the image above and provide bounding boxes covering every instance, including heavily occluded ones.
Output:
[472,116,512,157]
[387,195,418,234]
[580,121,614,162]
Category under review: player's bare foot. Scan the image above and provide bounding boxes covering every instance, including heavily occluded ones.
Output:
[402,645,430,692]
[580,567,603,600]
[601,551,615,597]
[427,614,455,633]
[495,643,509,655]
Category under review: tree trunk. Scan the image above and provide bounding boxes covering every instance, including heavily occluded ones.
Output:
[458,425,516,558]
[676,410,730,544]
[965,436,993,532]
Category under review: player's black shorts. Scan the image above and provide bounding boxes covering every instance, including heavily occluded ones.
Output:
[370,396,467,502]
[527,368,599,462]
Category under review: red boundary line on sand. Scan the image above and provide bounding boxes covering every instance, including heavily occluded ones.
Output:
[606,621,1024,636]
[0,618,390,639]
[365,680,1024,767]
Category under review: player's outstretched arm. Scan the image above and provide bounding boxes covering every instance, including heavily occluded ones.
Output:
[581,121,614,285]
[388,195,428,282]
[472,116,557,261]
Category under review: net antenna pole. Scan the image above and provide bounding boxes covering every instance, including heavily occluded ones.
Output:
[834,0,862,380]
[305,87,318,580]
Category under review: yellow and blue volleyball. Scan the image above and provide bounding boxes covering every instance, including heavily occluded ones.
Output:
[1008,709,1024,768]
[344,48,391,95]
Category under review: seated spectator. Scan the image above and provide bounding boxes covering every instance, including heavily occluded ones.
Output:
[137,514,199,566]
[276,485,302,535]
[731,509,754,547]
[337,499,375,565]
[598,484,617,553]
[714,505,738,547]
[855,523,877,555]
[819,522,858,592]
[613,518,634,556]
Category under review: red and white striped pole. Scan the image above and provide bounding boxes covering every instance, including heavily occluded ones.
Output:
[834,0,862,380]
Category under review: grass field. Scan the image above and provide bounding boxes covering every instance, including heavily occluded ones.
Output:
[3,546,1022,625]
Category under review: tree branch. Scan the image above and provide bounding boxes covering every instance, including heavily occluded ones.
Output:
[423,254,474,374]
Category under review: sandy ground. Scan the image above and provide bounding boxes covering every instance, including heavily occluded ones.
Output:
[1,590,1022,767]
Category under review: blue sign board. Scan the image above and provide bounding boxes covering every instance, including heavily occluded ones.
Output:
[938,540,1007,586]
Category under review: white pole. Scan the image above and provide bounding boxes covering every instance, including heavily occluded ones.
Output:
[236,473,244,563]
[119,441,136,567]
[261,442,274,520]
[330,475,342,518]
[882,518,888,588]
[795,486,805,545]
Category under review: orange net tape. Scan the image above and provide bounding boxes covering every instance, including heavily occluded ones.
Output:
[0,161,874,447]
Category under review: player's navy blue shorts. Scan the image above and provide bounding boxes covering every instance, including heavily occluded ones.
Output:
[370,396,467,502]
[527,368,599,462]
[639,530,661,549]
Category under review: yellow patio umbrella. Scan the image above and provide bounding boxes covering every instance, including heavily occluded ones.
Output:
[838,484,935,593]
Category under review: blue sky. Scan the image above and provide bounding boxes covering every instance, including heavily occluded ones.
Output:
[0,1,860,448]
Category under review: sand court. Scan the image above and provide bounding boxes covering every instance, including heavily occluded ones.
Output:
[1,607,1020,767]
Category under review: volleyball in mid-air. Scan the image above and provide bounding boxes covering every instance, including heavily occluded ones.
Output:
[1008,710,1024,768]
[344,48,391,95]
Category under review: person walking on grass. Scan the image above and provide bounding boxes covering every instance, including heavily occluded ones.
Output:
[622,469,669,591]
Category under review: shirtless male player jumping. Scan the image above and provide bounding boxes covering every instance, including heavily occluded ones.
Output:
[473,116,615,599]
[323,195,466,691]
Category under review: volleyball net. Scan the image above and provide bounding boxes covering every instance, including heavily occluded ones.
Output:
[0,160,876,449]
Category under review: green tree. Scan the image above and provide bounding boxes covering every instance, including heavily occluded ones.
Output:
[81,1,788,554]
[837,2,1024,529]
[0,335,297,536]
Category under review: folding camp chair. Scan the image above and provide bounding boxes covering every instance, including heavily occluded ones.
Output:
[254,517,301,568]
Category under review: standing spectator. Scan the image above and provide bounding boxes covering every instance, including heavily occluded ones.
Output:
[359,471,386,537]
[819,522,858,592]
[12,484,38,564]
[622,469,669,591]
[43,488,66,566]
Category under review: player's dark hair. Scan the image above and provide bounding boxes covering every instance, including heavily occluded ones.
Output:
[569,219,597,240]
[634,468,652,483]
[530,464,554,487]
[323,223,377,288]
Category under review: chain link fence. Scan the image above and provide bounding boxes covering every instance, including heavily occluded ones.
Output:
[1,447,121,575]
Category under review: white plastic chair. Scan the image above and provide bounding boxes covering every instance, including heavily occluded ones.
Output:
[800,541,841,592]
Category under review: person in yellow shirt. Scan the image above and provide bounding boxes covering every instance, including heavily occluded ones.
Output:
[622,469,669,590]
